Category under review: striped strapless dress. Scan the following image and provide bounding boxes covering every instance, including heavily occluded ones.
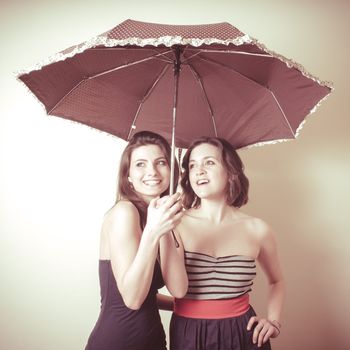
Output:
[170,251,271,350]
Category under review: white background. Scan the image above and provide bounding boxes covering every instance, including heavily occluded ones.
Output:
[1,1,349,349]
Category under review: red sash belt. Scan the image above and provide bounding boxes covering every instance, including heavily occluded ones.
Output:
[174,294,250,319]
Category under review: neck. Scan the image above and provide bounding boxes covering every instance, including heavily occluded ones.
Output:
[195,197,236,224]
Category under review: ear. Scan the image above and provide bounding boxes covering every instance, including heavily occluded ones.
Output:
[128,176,132,183]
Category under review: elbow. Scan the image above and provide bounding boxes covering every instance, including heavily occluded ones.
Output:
[169,280,188,299]
[172,289,187,299]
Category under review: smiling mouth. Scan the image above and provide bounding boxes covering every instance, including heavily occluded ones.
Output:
[196,179,209,185]
[143,179,161,186]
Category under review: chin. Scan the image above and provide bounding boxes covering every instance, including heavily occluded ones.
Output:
[195,189,208,197]
[145,188,167,197]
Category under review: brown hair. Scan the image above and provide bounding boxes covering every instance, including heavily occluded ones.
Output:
[116,130,178,228]
[181,137,249,209]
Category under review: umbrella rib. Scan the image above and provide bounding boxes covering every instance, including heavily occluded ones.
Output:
[183,47,268,65]
[48,80,86,114]
[194,57,295,138]
[186,48,273,58]
[187,64,218,138]
[182,52,202,64]
[269,91,295,137]
[90,50,173,79]
[154,57,174,64]
[195,55,268,90]
[195,56,295,138]
[126,65,171,140]
[89,47,174,63]
[89,47,168,52]
[48,50,173,114]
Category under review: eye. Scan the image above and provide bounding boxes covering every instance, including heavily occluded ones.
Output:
[205,160,215,166]
[189,163,195,170]
[135,161,145,167]
[157,159,167,166]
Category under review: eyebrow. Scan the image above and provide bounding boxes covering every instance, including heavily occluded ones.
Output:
[133,156,167,162]
[189,156,217,163]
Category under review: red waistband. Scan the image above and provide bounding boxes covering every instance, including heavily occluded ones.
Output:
[174,294,250,319]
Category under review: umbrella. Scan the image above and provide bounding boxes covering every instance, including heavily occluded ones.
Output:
[17,19,332,193]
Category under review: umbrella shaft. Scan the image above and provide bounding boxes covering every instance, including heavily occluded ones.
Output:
[170,111,176,195]
[170,46,181,195]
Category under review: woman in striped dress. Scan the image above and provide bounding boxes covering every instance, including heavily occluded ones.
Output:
[165,137,285,350]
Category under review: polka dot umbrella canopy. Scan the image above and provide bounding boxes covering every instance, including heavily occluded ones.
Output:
[18,19,332,192]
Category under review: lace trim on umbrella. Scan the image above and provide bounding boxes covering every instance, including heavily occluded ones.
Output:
[251,38,334,90]
[16,31,334,94]
[294,90,333,137]
[15,34,253,76]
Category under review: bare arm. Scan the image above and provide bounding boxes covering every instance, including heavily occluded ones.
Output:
[107,195,183,310]
[106,201,159,310]
[258,225,285,324]
[247,220,285,347]
[156,293,174,311]
[159,228,188,298]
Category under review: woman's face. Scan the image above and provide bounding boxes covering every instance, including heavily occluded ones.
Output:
[188,143,228,201]
[128,144,170,203]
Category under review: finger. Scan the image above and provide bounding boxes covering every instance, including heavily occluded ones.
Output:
[252,321,264,344]
[160,193,181,209]
[171,211,184,226]
[262,327,274,345]
[168,201,183,215]
[247,316,257,330]
[156,195,169,208]
[257,324,269,347]
[159,200,182,218]
[257,326,267,346]
[167,211,184,230]
[149,197,159,209]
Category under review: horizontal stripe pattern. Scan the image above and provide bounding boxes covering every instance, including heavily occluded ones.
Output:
[184,251,256,300]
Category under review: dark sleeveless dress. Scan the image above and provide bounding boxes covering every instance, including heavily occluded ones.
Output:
[85,259,167,350]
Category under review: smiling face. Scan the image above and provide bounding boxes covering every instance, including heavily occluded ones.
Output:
[188,143,228,201]
[128,144,170,203]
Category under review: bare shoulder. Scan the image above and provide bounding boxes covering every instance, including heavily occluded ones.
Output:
[103,200,141,229]
[243,215,275,241]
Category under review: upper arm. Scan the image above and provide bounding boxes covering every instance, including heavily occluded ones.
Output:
[104,201,142,287]
[256,220,283,284]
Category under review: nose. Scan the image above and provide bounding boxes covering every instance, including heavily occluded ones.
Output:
[146,163,158,176]
[195,164,205,176]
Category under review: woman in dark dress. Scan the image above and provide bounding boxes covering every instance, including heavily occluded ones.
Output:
[164,137,285,350]
[85,131,187,350]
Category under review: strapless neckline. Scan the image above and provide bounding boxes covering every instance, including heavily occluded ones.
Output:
[184,250,255,261]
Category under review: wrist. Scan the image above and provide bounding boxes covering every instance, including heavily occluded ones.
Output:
[269,319,281,338]
[141,226,160,246]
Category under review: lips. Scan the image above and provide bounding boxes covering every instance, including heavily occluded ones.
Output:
[196,179,209,185]
[143,179,161,186]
